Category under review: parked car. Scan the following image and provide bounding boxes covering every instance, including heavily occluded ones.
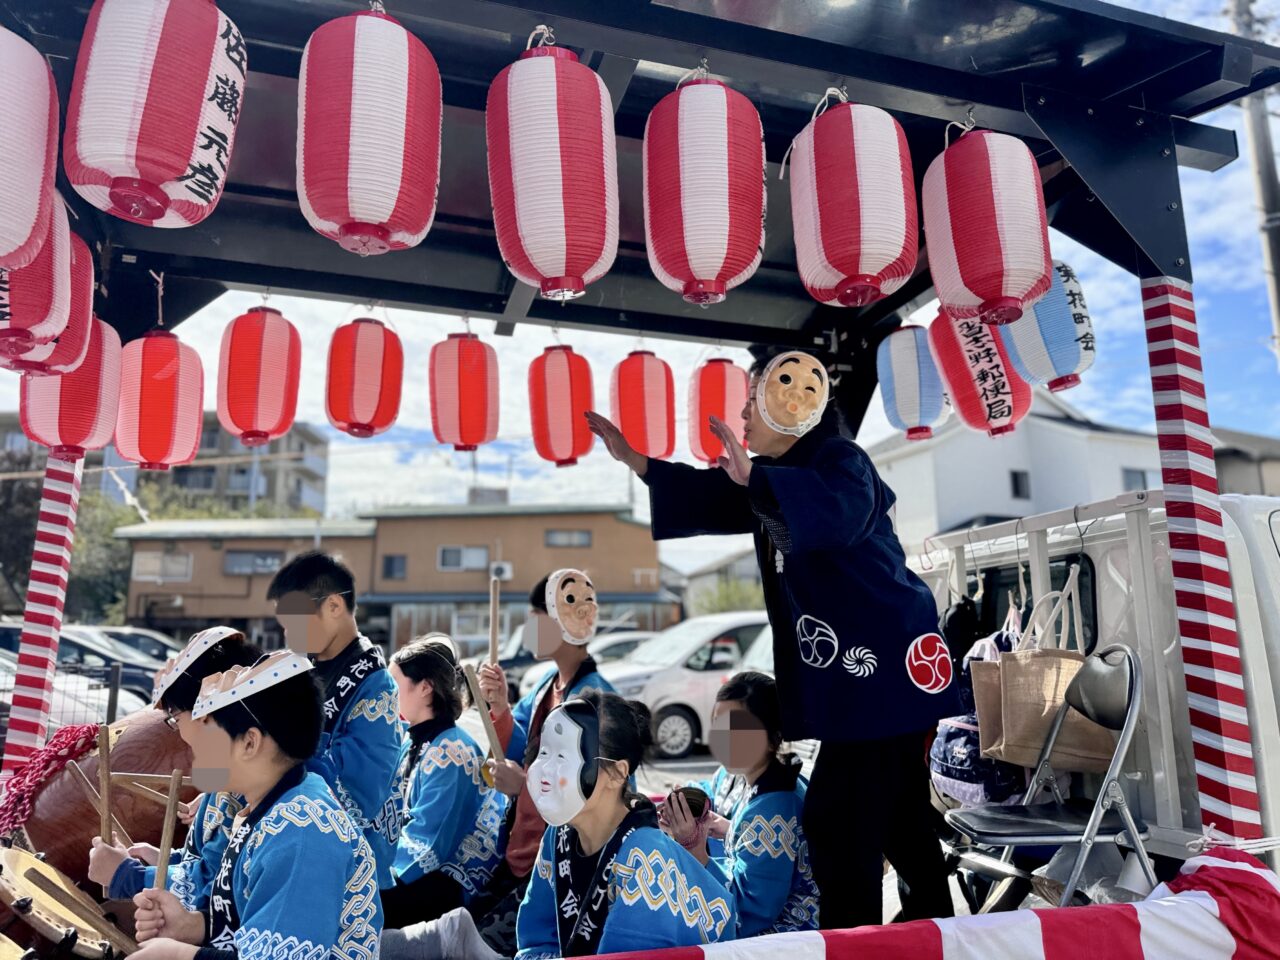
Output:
[459,625,538,705]
[56,626,165,702]
[518,631,654,698]
[599,612,768,760]
[0,648,147,739]
[97,625,183,661]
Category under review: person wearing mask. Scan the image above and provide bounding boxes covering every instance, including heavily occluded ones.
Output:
[471,570,614,953]
[515,690,736,958]
[129,651,382,960]
[587,348,961,928]
[382,636,506,929]
[88,627,262,907]
[267,550,402,888]
[660,671,819,937]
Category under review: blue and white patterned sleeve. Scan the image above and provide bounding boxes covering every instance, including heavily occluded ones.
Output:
[713,793,806,938]
[391,742,475,885]
[513,828,560,960]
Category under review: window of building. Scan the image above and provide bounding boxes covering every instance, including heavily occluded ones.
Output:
[1122,467,1154,492]
[200,425,220,450]
[223,550,284,576]
[546,529,592,548]
[131,551,193,583]
[383,555,407,580]
[174,466,216,491]
[438,546,490,572]
[1010,470,1031,500]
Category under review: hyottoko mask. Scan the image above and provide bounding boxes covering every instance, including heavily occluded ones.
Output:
[545,569,598,645]
[528,699,601,826]
[755,351,830,437]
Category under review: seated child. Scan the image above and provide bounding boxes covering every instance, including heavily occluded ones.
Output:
[660,671,819,937]
[381,636,506,929]
[131,651,383,960]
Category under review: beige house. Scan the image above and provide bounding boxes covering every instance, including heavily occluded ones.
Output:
[115,504,675,653]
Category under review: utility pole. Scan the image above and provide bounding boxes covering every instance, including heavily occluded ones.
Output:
[1233,0,1280,371]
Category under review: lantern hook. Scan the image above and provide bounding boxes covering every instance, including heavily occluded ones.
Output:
[551,323,563,345]
[944,107,978,149]
[526,25,556,49]
[676,57,710,88]
[781,86,849,179]
[367,0,387,12]
[149,270,165,328]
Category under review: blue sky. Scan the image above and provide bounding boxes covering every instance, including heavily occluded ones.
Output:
[1,0,1277,574]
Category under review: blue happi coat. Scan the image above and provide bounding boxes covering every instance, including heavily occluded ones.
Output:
[505,659,614,765]
[207,769,382,960]
[516,820,737,958]
[109,791,243,910]
[389,717,506,900]
[691,762,819,937]
[306,637,402,888]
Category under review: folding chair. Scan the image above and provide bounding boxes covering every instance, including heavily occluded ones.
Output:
[945,644,1158,907]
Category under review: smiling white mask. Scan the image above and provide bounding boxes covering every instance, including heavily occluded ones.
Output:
[528,702,599,827]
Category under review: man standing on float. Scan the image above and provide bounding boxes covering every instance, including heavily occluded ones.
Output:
[587,349,960,928]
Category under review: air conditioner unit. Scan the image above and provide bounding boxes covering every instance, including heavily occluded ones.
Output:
[490,561,514,582]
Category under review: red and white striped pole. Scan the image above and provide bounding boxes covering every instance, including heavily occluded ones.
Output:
[0,457,84,781]
[1141,274,1261,840]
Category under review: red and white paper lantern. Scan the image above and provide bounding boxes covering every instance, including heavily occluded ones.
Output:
[689,357,749,463]
[326,317,403,438]
[0,199,71,359]
[644,77,765,305]
[297,11,442,255]
[20,319,122,460]
[486,41,617,300]
[115,329,203,469]
[64,0,248,227]
[217,306,301,447]
[2,232,94,376]
[0,25,59,270]
[529,345,593,467]
[927,310,1030,437]
[429,333,498,451]
[922,129,1052,325]
[611,350,675,461]
[789,100,916,307]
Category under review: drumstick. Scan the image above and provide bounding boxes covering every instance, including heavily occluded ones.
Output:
[152,769,183,891]
[463,664,505,789]
[67,760,134,847]
[97,727,112,843]
[111,772,195,789]
[114,779,170,806]
[488,577,501,664]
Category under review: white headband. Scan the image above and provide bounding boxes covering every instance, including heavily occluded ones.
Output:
[191,650,313,720]
[545,568,597,646]
[754,351,830,437]
[152,625,244,705]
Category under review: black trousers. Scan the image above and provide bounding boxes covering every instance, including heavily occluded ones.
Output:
[803,730,954,929]
[380,870,464,930]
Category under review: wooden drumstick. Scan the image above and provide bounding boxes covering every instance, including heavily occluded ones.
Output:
[111,772,194,789]
[67,760,134,847]
[463,664,505,788]
[488,577,501,664]
[96,727,112,843]
[152,769,183,891]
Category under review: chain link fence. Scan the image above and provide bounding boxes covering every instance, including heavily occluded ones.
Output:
[0,662,139,744]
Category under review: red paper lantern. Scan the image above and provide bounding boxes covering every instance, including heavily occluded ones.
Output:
[0,199,70,358]
[789,100,916,307]
[20,318,122,461]
[429,333,499,451]
[217,306,301,447]
[2,232,94,376]
[486,42,618,300]
[297,11,442,255]
[326,318,403,438]
[927,311,1031,437]
[529,345,593,467]
[644,78,765,305]
[689,358,749,463]
[0,25,59,269]
[611,351,675,460]
[115,330,204,469]
[64,0,247,227]
[922,129,1052,325]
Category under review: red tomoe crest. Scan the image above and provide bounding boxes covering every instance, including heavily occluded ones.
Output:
[905,633,953,693]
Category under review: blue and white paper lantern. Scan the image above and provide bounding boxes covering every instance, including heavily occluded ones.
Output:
[998,260,1096,392]
[878,325,947,440]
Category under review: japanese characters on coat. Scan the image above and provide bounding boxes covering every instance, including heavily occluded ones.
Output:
[64,0,247,227]
[998,259,1096,392]
[0,25,59,270]
[928,310,1031,437]
[297,10,442,255]
[486,39,619,300]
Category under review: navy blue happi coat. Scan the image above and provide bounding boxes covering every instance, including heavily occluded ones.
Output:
[643,410,961,742]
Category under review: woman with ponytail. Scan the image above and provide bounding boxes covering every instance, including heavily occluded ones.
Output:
[515,690,737,958]
[381,636,507,929]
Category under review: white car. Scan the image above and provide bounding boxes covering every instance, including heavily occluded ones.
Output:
[518,631,655,698]
[0,648,148,737]
[600,612,769,759]
[98,625,184,661]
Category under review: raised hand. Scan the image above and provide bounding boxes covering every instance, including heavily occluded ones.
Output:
[584,411,647,476]
[710,416,752,485]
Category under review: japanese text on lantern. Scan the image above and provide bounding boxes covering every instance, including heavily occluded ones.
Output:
[958,319,1013,423]
[178,21,246,204]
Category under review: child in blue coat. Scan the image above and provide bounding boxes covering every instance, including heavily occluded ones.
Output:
[661,671,819,937]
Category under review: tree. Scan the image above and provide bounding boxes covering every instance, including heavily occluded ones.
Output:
[0,447,46,612]
[65,492,136,625]
[690,577,765,616]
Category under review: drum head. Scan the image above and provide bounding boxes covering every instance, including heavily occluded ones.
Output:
[0,931,36,960]
[0,847,136,958]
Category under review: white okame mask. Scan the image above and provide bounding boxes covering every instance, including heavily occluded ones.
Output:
[528,703,597,827]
